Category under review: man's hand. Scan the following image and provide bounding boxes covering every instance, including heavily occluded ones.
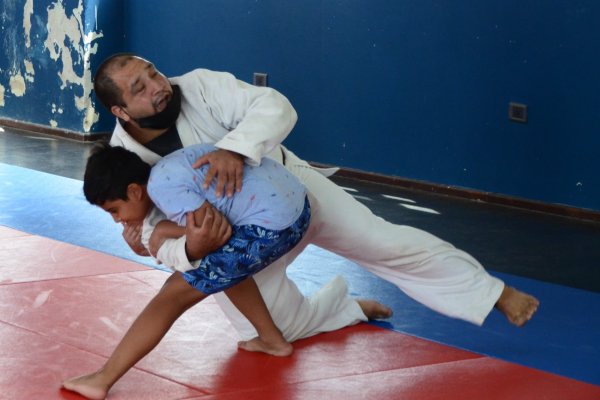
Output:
[185,202,232,261]
[192,149,244,197]
[122,222,150,257]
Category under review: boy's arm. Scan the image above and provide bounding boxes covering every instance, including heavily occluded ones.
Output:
[148,220,185,257]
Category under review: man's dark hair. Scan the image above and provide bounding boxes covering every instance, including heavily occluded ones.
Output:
[83,141,151,205]
[93,53,138,111]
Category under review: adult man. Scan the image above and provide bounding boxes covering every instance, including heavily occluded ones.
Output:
[95,53,538,329]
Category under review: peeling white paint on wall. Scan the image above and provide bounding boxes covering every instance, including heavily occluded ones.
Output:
[9,73,26,96]
[51,103,64,115]
[24,59,35,82]
[50,119,58,127]
[2,0,105,132]
[43,0,104,132]
[23,0,34,48]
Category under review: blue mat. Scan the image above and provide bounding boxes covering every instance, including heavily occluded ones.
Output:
[1,162,599,385]
[0,163,165,271]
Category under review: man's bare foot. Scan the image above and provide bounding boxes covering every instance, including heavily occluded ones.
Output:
[238,337,294,357]
[357,299,393,320]
[495,286,539,327]
[62,371,110,400]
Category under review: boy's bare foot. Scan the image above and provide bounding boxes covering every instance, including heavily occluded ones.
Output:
[62,371,110,400]
[495,286,539,327]
[357,299,393,320]
[237,337,294,357]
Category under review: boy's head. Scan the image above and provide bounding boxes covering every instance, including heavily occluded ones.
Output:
[83,141,153,223]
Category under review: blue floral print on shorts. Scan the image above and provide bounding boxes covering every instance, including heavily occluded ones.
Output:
[182,197,311,294]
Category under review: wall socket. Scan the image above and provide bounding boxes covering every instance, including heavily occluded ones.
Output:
[253,72,268,87]
[508,102,528,123]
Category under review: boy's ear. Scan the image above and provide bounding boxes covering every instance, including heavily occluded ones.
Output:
[126,183,144,201]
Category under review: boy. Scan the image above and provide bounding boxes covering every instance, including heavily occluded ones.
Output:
[63,142,312,399]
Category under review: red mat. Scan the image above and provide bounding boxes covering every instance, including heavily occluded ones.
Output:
[1,226,599,400]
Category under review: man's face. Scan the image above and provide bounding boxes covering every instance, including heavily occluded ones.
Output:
[111,57,172,120]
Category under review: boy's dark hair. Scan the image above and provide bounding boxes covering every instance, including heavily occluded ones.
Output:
[83,141,151,205]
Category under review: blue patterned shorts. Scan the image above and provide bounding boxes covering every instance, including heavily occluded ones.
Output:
[182,197,311,294]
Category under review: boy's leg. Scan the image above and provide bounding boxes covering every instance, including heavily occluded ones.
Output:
[184,198,310,356]
[62,273,206,400]
[224,277,293,356]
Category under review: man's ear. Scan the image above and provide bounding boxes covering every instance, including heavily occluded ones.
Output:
[127,183,144,201]
[111,105,130,121]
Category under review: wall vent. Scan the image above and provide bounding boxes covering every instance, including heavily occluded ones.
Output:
[253,73,268,87]
[508,102,528,123]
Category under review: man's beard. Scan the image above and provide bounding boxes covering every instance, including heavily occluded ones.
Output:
[134,84,182,130]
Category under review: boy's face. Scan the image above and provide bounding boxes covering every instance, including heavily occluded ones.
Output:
[100,183,151,224]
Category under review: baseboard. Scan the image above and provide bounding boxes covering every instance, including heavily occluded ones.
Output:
[0,118,110,142]
[311,162,600,223]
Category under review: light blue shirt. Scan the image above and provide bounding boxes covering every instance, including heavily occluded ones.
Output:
[147,144,306,230]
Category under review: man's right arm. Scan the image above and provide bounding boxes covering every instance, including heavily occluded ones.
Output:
[184,202,232,260]
[153,203,232,271]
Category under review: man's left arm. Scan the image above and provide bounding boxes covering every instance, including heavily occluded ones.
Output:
[188,69,298,165]
[178,69,298,197]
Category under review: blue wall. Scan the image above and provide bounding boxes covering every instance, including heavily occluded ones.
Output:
[123,0,600,212]
[2,1,599,212]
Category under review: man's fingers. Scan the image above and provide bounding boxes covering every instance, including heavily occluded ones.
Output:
[186,212,196,229]
[212,211,232,245]
[203,166,217,190]
[217,212,231,236]
[200,206,214,230]
[194,150,245,195]
[215,173,228,198]
[225,172,236,198]
[193,202,210,224]
[234,167,243,193]
[222,225,232,244]
[192,155,209,169]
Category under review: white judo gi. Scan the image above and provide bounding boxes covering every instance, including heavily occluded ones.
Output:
[112,68,504,327]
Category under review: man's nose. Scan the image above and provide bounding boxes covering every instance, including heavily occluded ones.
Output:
[148,78,163,95]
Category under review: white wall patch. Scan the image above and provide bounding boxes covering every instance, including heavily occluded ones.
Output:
[43,0,104,132]
[24,59,35,82]
[23,0,34,48]
[9,73,26,96]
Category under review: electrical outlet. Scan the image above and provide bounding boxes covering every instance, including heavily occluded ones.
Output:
[508,102,528,123]
[253,73,268,87]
